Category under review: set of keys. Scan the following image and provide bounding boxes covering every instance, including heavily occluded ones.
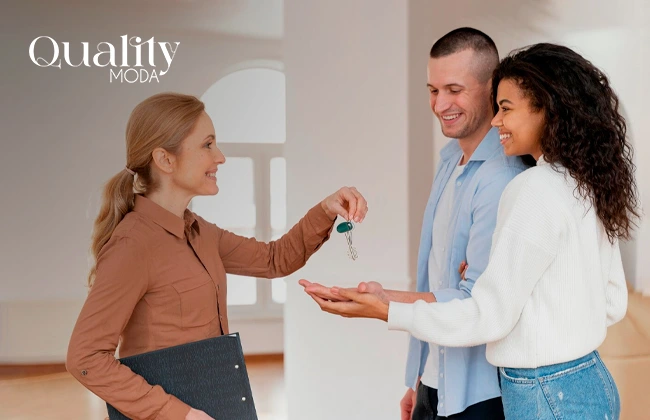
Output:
[336,221,358,260]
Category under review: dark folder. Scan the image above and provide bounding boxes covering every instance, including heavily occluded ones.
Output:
[107,333,258,420]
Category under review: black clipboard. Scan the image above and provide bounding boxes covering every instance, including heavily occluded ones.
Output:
[107,333,258,420]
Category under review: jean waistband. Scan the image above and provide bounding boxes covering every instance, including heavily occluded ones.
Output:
[502,351,600,379]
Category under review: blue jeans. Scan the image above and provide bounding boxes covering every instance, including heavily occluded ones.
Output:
[499,351,620,420]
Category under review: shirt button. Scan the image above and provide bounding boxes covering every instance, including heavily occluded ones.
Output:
[81,370,87,376]
[456,181,462,187]
[440,373,444,378]
[441,247,446,252]
[438,281,442,286]
[440,349,444,354]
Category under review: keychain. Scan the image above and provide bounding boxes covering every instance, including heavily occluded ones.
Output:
[336,221,358,260]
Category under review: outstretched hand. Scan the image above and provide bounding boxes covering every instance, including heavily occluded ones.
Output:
[299,280,389,321]
[298,279,352,302]
[299,280,389,304]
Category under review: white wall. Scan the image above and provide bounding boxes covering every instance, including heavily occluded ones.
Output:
[284,1,418,419]
[0,0,285,362]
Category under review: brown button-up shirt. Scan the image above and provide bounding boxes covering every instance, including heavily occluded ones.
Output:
[67,195,334,420]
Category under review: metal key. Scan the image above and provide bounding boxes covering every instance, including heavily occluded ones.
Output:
[336,221,358,260]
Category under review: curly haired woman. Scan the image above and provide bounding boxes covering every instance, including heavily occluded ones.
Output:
[302,43,641,420]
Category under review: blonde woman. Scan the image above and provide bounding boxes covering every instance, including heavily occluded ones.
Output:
[66,92,368,420]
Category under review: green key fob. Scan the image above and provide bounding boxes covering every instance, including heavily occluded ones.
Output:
[336,221,354,233]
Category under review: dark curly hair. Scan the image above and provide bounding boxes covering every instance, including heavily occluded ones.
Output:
[492,43,640,243]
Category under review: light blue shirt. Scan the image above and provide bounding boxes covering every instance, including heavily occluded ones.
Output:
[405,127,528,416]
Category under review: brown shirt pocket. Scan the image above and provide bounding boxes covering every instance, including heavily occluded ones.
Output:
[171,277,218,329]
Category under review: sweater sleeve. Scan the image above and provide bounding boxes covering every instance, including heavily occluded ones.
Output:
[605,241,629,327]
[388,172,564,347]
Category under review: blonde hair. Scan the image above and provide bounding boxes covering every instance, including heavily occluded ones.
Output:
[88,92,205,287]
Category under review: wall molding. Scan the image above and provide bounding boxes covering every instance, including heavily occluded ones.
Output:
[0,353,283,379]
[0,300,284,364]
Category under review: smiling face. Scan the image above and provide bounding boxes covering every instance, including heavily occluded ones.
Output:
[171,111,226,198]
[427,49,494,142]
[491,78,545,159]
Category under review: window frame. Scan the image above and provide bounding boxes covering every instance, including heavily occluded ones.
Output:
[217,143,286,320]
[194,62,288,321]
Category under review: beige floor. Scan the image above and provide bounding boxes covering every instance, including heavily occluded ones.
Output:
[0,359,286,420]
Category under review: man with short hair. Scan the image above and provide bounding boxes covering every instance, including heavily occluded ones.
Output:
[302,27,529,419]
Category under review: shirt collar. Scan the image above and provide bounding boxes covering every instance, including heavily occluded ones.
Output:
[439,127,501,163]
[537,154,548,166]
[133,194,198,239]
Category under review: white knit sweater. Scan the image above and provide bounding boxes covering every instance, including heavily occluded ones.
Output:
[388,157,629,368]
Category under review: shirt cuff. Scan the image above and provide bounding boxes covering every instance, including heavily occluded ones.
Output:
[157,395,191,420]
[387,301,416,332]
[306,203,336,233]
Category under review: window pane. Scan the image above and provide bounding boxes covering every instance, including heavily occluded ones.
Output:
[202,68,286,143]
[227,274,257,306]
[271,230,284,241]
[270,157,287,230]
[191,158,257,307]
[271,230,287,303]
[272,277,286,304]
[191,157,255,229]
